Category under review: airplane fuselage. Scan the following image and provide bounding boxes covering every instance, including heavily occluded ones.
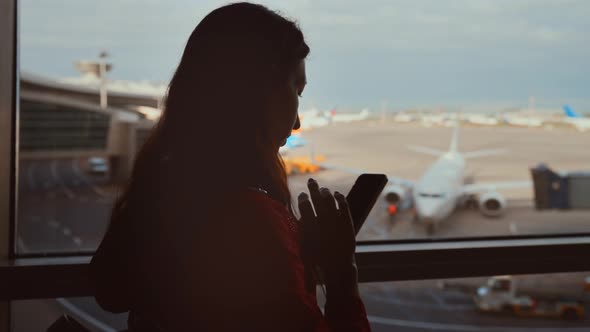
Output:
[412,152,465,226]
[565,117,590,131]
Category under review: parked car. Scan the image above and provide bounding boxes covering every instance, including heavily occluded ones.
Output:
[87,157,109,175]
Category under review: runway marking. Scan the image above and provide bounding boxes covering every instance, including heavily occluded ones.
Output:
[426,289,446,307]
[510,222,518,235]
[63,227,72,236]
[50,159,75,199]
[367,315,590,331]
[367,294,472,311]
[73,237,83,246]
[56,298,117,332]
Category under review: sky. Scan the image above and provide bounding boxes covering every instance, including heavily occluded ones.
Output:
[20,0,590,111]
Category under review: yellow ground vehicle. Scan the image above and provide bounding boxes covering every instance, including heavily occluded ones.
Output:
[474,276,585,320]
[283,155,325,175]
[511,297,584,320]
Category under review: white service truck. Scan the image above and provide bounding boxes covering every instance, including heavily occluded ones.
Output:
[474,275,584,320]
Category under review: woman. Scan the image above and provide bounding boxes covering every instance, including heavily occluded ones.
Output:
[91,3,371,331]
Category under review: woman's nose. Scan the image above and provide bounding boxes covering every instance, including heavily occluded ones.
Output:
[293,115,301,130]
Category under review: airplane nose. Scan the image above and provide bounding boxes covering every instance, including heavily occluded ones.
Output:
[416,200,439,221]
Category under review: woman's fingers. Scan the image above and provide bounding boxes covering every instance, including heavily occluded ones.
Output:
[334,192,351,218]
[319,187,338,219]
[334,191,355,231]
[298,192,316,221]
[301,183,357,273]
[307,178,324,217]
[308,178,341,219]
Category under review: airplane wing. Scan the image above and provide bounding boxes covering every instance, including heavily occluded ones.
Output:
[407,145,446,157]
[463,148,507,159]
[460,180,532,195]
[318,162,414,188]
[386,175,414,188]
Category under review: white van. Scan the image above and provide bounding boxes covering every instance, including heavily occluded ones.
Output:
[88,157,109,175]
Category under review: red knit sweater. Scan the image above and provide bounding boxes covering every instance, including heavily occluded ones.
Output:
[92,190,371,331]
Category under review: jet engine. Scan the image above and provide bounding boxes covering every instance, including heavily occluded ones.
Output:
[478,191,506,217]
[383,184,411,209]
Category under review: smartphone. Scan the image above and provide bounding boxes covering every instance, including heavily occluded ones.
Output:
[345,173,389,236]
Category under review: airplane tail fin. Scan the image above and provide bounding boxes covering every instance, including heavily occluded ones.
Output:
[449,116,460,153]
[407,145,446,157]
[406,115,460,157]
[564,105,581,118]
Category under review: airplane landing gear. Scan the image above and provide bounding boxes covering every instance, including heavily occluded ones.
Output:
[459,195,478,210]
[409,209,418,223]
[387,204,398,223]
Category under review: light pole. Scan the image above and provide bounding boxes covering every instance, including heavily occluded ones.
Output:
[99,51,108,108]
[75,50,112,109]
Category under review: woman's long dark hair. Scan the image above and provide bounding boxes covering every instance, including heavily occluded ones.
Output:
[112,3,309,229]
[92,3,310,316]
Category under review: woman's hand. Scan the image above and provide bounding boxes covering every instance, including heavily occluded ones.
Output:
[298,178,358,295]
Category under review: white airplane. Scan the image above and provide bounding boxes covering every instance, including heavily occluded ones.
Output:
[393,112,417,123]
[299,108,371,129]
[501,113,543,128]
[563,105,590,132]
[330,108,370,123]
[323,121,531,234]
[299,108,330,130]
[420,112,454,127]
[464,113,500,126]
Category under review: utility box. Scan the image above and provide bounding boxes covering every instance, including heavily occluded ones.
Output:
[568,172,590,209]
[530,164,568,210]
[530,164,590,210]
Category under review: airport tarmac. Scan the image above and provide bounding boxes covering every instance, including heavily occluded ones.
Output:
[287,121,590,240]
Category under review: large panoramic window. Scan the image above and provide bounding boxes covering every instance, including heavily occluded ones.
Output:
[17,0,590,255]
[8,0,590,330]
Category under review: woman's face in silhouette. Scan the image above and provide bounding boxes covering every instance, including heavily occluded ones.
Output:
[267,60,306,148]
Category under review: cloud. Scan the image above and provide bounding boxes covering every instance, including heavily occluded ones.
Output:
[19,0,590,107]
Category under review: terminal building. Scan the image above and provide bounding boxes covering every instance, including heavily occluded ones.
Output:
[19,71,164,182]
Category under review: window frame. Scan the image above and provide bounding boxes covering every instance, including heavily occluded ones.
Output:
[1,0,17,329]
[2,0,590,303]
[1,0,18,260]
